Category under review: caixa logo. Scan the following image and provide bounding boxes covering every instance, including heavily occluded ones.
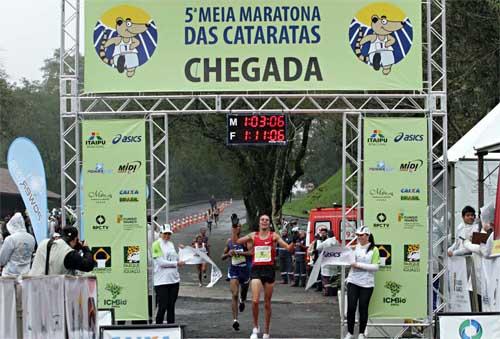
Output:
[112,134,142,144]
[394,132,424,143]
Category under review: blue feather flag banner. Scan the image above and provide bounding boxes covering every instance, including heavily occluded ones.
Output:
[7,138,49,243]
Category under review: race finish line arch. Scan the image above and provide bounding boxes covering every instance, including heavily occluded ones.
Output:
[60,0,447,337]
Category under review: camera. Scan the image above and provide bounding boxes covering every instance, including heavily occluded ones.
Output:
[231,213,239,227]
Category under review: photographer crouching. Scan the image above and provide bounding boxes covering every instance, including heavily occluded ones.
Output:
[30,226,95,275]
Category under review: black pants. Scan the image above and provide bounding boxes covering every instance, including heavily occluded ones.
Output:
[155,283,179,324]
[347,283,374,335]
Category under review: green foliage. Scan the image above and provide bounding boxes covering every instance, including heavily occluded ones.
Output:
[283,169,345,218]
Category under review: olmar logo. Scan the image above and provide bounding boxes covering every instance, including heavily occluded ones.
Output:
[93,5,158,77]
[383,280,406,305]
[367,129,388,144]
[349,3,414,75]
[85,132,106,147]
[394,132,424,143]
[459,319,483,339]
[369,188,394,201]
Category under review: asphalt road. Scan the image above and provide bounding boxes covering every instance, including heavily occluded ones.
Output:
[168,200,341,338]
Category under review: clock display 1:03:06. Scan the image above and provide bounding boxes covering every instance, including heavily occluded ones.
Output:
[242,115,286,142]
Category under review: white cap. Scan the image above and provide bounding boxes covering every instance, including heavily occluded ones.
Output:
[291,226,299,232]
[160,223,173,234]
[355,226,371,235]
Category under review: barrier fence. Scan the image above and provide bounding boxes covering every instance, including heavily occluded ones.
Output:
[170,200,232,233]
[0,275,97,339]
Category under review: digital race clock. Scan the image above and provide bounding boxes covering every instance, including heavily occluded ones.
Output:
[227,114,287,145]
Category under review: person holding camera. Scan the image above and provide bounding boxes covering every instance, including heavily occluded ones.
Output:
[222,213,252,331]
[30,226,95,275]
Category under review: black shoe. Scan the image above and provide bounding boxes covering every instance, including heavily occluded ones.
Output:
[232,320,240,331]
[373,53,381,71]
[117,55,126,73]
[239,301,245,312]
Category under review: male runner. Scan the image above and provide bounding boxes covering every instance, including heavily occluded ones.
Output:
[232,213,294,339]
[222,213,252,331]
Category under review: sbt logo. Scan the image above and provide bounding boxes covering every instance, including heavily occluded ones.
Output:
[112,134,142,144]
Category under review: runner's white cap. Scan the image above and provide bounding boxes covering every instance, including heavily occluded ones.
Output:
[355,226,371,235]
[160,223,173,234]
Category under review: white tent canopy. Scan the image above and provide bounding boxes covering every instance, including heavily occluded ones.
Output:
[447,102,500,162]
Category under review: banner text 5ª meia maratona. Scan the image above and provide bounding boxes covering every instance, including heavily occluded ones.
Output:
[84,0,422,92]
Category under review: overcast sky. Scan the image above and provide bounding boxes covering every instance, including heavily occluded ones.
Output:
[0,0,67,82]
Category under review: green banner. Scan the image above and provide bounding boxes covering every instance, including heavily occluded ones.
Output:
[363,117,428,318]
[82,119,148,320]
[84,0,422,92]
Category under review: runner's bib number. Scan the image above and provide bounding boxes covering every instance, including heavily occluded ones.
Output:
[254,246,272,263]
[231,252,246,266]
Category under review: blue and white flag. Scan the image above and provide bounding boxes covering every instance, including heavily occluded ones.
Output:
[7,138,48,243]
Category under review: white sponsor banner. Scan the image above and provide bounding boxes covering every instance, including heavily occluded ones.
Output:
[23,276,65,339]
[439,314,500,339]
[481,256,500,311]
[179,247,222,288]
[65,276,98,339]
[447,256,471,312]
[0,278,17,339]
[321,246,355,266]
[306,246,354,290]
[101,326,182,339]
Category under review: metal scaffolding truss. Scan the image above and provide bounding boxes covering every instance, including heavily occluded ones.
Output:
[60,0,447,335]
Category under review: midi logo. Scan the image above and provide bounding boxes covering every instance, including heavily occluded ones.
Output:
[367,130,388,145]
[383,280,406,305]
[112,134,143,144]
[400,159,423,172]
[104,282,127,307]
[394,132,424,143]
[85,132,106,148]
[117,161,142,174]
[459,319,483,339]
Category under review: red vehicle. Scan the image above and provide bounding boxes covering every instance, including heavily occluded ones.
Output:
[305,207,359,248]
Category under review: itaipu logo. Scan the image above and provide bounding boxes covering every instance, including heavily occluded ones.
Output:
[349,3,414,75]
[459,319,483,339]
[93,5,158,77]
[367,129,387,144]
[85,132,106,147]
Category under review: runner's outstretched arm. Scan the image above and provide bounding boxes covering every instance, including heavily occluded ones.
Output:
[275,233,295,252]
[232,228,254,245]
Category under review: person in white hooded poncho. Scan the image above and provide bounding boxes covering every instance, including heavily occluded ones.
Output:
[0,212,36,276]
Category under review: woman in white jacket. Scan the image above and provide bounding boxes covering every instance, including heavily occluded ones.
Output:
[152,224,185,324]
[344,226,380,339]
